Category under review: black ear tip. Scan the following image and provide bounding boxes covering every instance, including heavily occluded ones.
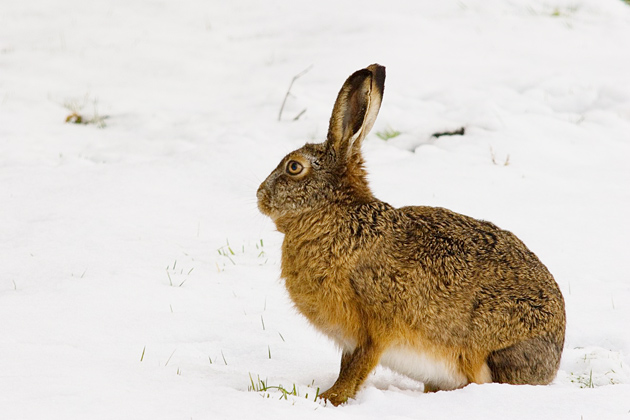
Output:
[367,64,386,95]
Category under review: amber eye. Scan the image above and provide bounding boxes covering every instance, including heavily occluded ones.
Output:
[286,160,304,176]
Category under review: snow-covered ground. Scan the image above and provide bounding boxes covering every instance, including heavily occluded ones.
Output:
[1,0,629,418]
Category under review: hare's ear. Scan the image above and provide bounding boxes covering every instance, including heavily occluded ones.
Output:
[326,64,385,162]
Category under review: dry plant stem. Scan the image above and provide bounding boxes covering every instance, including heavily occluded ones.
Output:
[293,108,307,121]
[278,65,313,121]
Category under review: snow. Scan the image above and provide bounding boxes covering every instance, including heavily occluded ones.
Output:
[1,0,629,418]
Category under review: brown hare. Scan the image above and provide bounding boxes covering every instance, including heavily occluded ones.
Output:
[257,64,566,406]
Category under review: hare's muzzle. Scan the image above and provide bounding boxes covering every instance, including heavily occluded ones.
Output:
[256,183,271,217]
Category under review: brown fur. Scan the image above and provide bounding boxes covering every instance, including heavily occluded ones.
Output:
[257,64,566,406]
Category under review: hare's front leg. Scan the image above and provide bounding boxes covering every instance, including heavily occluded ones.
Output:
[319,343,382,406]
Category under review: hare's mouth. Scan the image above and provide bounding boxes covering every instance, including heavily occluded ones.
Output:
[256,193,278,222]
[257,201,273,218]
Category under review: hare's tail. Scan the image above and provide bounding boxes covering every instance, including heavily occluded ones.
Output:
[486,333,564,385]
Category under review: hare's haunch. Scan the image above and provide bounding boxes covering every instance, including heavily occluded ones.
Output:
[257,64,566,406]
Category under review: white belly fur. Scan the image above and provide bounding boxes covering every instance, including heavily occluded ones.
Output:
[325,329,466,390]
[380,346,467,390]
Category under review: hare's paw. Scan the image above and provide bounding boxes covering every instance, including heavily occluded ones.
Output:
[319,386,353,406]
[423,383,441,393]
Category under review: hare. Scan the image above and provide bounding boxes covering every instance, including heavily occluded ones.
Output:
[257,64,566,406]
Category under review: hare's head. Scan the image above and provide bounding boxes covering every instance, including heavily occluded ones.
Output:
[257,64,385,231]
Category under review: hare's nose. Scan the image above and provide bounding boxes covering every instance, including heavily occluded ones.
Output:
[256,184,266,201]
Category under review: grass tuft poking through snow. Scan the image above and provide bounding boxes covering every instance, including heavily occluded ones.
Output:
[376,127,402,141]
[62,94,108,128]
[248,374,321,402]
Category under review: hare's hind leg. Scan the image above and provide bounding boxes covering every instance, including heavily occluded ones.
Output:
[459,352,493,385]
[487,335,563,385]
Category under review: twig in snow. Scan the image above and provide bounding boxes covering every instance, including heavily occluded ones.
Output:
[293,108,307,121]
[278,65,313,121]
[431,127,465,138]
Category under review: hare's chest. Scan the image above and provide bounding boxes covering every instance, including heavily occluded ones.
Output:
[380,346,467,390]
[284,275,360,339]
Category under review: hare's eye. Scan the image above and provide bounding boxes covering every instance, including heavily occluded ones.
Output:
[286,160,304,176]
